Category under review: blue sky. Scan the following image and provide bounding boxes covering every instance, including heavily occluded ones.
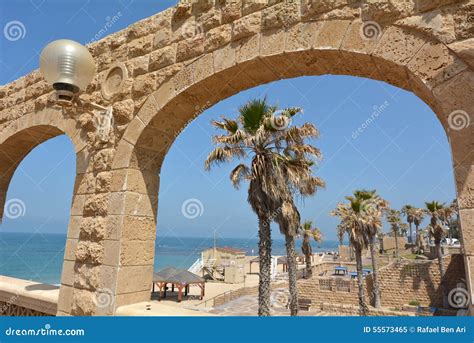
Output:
[0,0,456,240]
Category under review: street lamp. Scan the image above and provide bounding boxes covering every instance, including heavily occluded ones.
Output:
[39,39,113,142]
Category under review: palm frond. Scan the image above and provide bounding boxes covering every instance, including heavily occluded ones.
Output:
[204,146,245,170]
[239,98,270,133]
[211,118,239,134]
[230,164,251,189]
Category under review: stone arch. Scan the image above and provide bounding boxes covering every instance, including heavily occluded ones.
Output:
[0,107,85,221]
[0,0,471,316]
[110,17,473,315]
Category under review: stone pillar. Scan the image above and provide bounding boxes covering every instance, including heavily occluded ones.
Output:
[57,142,161,315]
[436,70,474,314]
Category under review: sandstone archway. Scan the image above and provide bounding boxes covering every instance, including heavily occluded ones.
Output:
[0,107,85,220]
[0,0,472,316]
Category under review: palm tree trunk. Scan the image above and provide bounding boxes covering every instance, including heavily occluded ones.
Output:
[368,236,381,308]
[415,223,419,250]
[285,234,299,316]
[394,229,399,259]
[305,252,312,278]
[408,222,413,244]
[435,241,448,308]
[355,247,368,316]
[258,217,272,316]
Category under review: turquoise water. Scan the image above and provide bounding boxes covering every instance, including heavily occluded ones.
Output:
[0,232,340,285]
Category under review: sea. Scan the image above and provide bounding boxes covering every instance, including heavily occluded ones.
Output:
[0,232,340,285]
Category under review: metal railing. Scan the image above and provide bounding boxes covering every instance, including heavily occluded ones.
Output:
[196,290,234,308]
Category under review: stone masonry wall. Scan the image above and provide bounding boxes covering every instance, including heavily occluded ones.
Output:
[0,0,472,315]
[298,254,466,309]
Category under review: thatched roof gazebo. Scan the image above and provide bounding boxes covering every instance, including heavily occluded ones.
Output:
[152,267,205,302]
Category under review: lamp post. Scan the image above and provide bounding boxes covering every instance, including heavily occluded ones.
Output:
[39,39,113,142]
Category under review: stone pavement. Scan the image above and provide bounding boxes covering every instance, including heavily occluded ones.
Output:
[207,291,339,317]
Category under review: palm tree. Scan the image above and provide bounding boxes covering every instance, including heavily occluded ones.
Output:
[271,115,325,316]
[412,208,425,253]
[385,209,407,259]
[401,204,415,244]
[299,220,322,278]
[424,201,448,307]
[347,190,388,308]
[331,199,369,316]
[205,98,324,316]
[275,199,301,316]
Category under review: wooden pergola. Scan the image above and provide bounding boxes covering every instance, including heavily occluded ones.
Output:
[152,267,205,302]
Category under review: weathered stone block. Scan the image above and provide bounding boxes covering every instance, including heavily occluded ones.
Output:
[301,0,348,20]
[83,194,108,217]
[221,1,241,24]
[92,148,115,172]
[260,28,286,57]
[232,12,261,41]
[126,56,149,77]
[113,99,135,124]
[128,35,153,58]
[132,74,156,100]
[173,65,194,93]
[408,41,467,89]
[149,44,176,71]
[153,28,172,50]
[176,36,205,62]
[116,265,154,294]
[120,241,155,266]
[201,8,222,31]
[285,21,319,52]
[122,215,157,241]
[96,171,112,193]
[213,43,236,72]
[313,20,351,49]
[205,24,232,52]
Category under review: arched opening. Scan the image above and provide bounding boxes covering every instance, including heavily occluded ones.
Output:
[0,127,76,285]
[68,11,472,316]
[146,73,458,312]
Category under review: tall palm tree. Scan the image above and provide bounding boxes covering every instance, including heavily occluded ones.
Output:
[272,117,325,316]
[275,199,301,315]
[347,190,388,308]
[331,199,369,316]
[299,220,322,278]
[413,208,425,253]
[385,209,407,259]
[205,98,324,316]
[424,201,448,307]
[401,204,415,244]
